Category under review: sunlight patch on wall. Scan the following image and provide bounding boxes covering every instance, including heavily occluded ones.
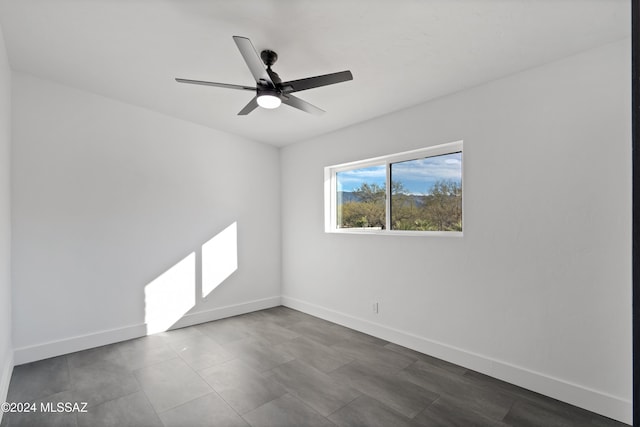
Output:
[144,252,196,334]
[202,222,238,298]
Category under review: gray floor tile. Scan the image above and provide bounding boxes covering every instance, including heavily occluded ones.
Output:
[330,361,439,418]
[328,324,388,347]
[328,395,414,427]
[113,336,177,371]
[152,325,208,346]
[331,339,415,374]
[67,344,128,371]
[6,356,70,402]
[257,307,330,328]
[76,391,162,427]
[462,369,539,402]
[225,337,295,372]
[133,357,212,413]
[195,317,253,345]
[239,309,292,327]
[70,373,140,410]
[269,359,361,416]
[200,359,287,415]
[384,343,468,375]
[170,334,234,371]
[2,307,627,427]
[68,351,140,409]
[503,397,627,427]
[247,321,300,345]
[503,398,574,427]
[274,336,353,373]
[590,415,631,427]
[1,390,78,427]
[286,321,346,348]
[413,397,511,427]
[158,392,250,427]
[398,360,513,420]
[461,370,620,426]
[242,394,336,427]
[510,389,626,427]
[243,309,333,337]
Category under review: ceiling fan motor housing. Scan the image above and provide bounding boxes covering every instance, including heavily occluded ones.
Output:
[257,87,280,99]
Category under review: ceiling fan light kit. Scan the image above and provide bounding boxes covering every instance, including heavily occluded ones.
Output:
[257,92,281,109]
[176,36,353,115]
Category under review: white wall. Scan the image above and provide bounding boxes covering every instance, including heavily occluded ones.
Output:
[0,22,13,423]
[11,73,281,362]
[281,39,632,423]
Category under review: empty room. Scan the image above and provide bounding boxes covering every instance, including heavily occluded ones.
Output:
[0,1,634,426]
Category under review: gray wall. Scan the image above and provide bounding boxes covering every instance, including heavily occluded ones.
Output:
[0,21,12,422]
[281,40,631,423]
[11,72,282,362]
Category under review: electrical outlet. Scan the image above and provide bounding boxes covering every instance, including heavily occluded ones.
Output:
[372,302,379,314]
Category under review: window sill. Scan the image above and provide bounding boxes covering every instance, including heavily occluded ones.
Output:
[326,229,463,237]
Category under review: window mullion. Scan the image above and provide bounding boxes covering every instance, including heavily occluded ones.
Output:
[385,160,391,231]
[330,169,337,230]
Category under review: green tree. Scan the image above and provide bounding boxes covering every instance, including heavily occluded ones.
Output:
[354,183,385,204]
[391,179,461,231]
[339,182,386,229]
[423,180,462,231]
[339,180,461,232]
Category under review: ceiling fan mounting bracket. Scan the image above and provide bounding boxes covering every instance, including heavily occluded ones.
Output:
[260,50,278,67]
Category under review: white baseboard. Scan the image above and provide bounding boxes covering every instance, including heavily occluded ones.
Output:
[14,323,148,366]
[281,295,632,425]
[169,296,281,330]
[13,296,281,365]
[0,348,14,425]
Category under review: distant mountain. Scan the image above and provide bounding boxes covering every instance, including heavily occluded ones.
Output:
[337,191,362,203]
[337,191,429,206]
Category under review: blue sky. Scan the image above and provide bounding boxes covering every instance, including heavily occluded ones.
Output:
[337,152,462,195]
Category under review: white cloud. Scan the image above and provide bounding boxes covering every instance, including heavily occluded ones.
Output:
[335,153,461,193]
[390,153,462,194]
[337,165,386,190]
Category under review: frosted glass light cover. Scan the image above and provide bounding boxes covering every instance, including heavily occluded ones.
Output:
[257,94,281,109]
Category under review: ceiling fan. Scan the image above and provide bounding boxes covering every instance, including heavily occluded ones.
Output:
[176,36,353,116]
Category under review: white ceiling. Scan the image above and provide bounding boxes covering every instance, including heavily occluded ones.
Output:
[0,0,630,146]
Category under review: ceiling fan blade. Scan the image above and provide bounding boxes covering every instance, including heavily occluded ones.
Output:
[281,94,325,115]
[175,78,256,91]
[280,70,353,93]
[238,96,259,115]
[232,36,274,87]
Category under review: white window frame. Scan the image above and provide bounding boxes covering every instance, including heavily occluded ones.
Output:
[324,140,463,236]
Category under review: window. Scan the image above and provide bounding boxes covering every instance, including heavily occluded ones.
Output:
[325,141,463,235]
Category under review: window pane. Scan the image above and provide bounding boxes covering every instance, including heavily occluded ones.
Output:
[390,152,462,231]
[336,165,386,229]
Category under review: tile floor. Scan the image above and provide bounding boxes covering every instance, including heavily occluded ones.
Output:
[0,306,628,426]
